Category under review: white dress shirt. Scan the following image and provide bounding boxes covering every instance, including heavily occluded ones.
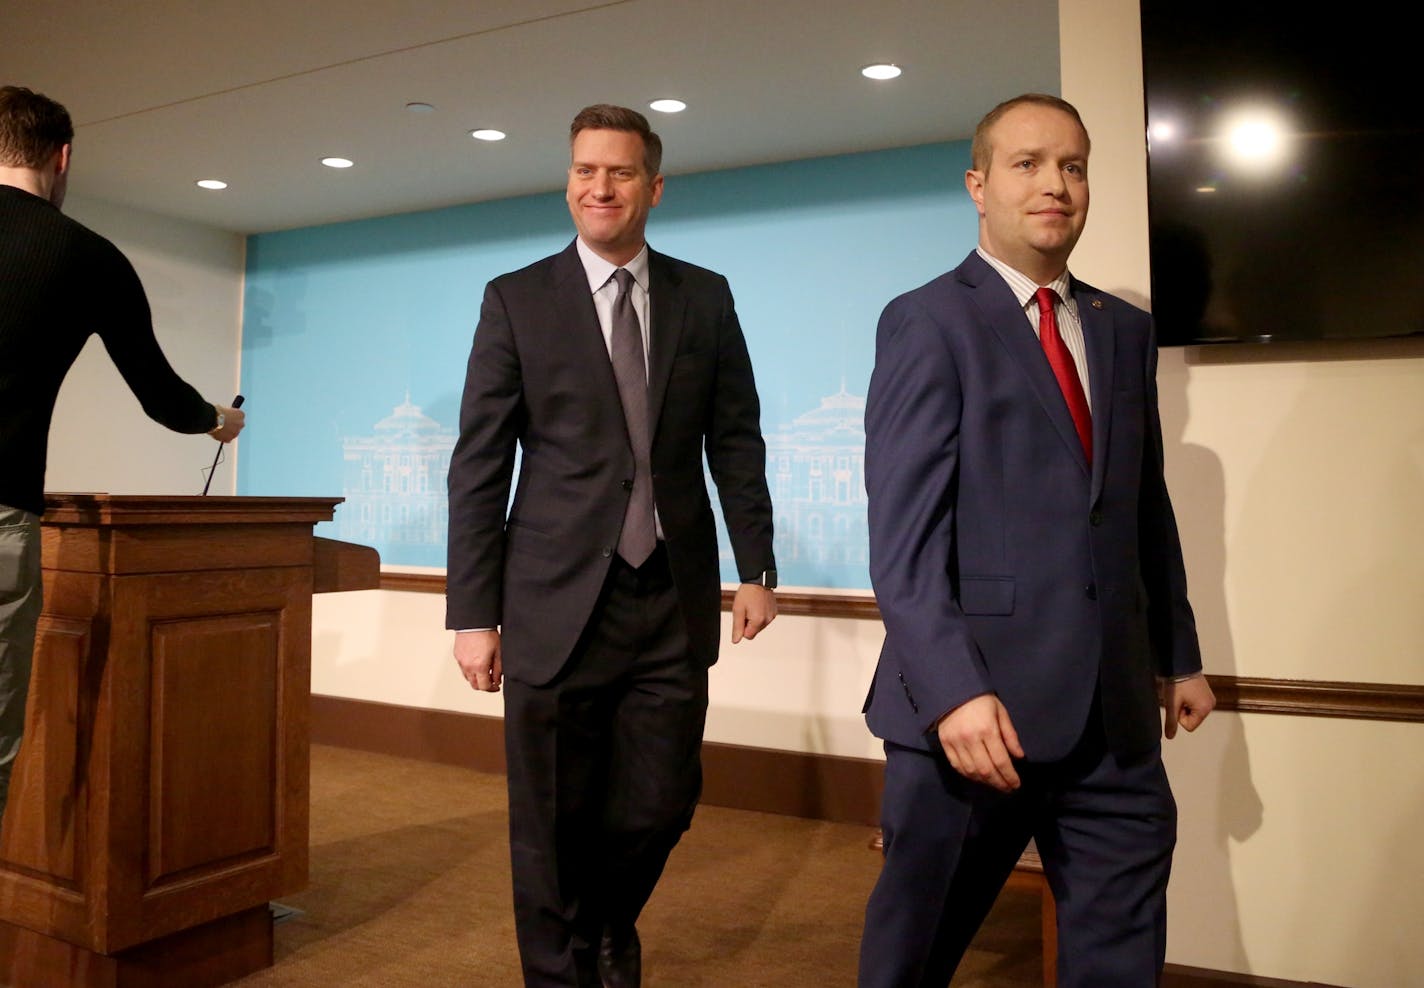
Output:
[976,247,1092,411]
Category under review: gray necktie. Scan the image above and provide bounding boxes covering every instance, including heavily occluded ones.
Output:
[609,268,656,567]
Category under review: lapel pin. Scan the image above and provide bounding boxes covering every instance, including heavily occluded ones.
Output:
[1091,298,1104,309]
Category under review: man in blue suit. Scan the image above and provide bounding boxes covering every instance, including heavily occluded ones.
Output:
[858,94,1216,987]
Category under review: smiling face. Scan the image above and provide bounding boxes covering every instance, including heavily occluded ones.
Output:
[966,102,1090,284]
[566,127,663,266]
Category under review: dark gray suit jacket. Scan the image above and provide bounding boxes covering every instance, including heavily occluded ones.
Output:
[863,251,1202,761]
[446,240,775,684]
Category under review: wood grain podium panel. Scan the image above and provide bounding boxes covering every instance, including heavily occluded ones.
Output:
[148,610,280,884]
[1,616,87,890]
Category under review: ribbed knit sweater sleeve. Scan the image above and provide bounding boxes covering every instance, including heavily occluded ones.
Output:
[0,185,216,515]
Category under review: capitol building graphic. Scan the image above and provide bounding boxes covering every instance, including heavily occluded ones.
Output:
[715,382,869,589]
[340,395,455,568]
[345,384,869,587]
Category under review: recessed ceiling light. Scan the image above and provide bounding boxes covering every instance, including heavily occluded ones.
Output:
[195,179,227,190]
[649,99,687,113]
[321,157,355,169]
[862,63,902,81]
[405,102,436,113]
[470,129,506,142]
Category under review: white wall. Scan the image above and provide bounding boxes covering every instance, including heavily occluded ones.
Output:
[1061,0,1424,984]
[312,587,887,759]
[45,195,245,497]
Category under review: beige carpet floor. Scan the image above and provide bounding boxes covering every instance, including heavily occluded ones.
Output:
[232,745,1043,987]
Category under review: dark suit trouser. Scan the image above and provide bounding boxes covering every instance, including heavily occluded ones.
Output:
[504,546,708,988]
[859,703,1176,988]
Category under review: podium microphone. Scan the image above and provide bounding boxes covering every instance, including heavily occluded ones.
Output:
[201,394,244,496]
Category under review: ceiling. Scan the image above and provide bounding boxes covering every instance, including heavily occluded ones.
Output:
[2,0,1059,234]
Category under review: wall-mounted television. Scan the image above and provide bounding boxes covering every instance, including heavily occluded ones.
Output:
[1140,1,1424,346]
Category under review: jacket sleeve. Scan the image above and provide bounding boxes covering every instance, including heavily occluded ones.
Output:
[1136,322,1203,678]
[865,293,992,735]
[445,280,523,630]
[703,277,775,580]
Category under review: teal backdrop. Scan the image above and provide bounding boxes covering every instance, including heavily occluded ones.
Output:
[238,140,977,589]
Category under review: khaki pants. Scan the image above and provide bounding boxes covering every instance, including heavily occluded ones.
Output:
[0,505,41,822]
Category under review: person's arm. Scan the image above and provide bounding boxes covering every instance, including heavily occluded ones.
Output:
[1137,326,1207,674]
[866,293,1020,788]
[1136,320,1214,734]
[91,239,225,435]
[702,277,777,643]
[446,281,522,645]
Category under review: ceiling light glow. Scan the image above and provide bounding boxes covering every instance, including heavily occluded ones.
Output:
[470,129,506,142]
[195,179,227,190]
[320,157,355,169]
[862,63,902,81]
[649,99,687,113]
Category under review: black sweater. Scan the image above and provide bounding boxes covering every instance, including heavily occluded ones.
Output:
[0,184,216,515]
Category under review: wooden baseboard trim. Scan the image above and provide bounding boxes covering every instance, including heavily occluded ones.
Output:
[310,694,883,825]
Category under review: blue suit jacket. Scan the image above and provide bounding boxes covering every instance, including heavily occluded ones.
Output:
[863,251,1201,761]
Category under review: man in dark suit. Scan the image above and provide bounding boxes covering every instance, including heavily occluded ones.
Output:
[446,104,777,988]
[858,94,1216,987]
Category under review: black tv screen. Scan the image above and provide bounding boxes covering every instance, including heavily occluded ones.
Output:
[1140,1,1424,346]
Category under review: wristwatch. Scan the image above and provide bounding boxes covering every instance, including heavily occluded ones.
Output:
[742,569,777,590]
[209,409,225,435]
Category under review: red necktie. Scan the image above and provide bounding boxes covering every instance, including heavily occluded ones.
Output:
[1035,287,1092,463]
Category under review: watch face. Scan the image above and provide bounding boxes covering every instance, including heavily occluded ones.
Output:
[763,569,777,590]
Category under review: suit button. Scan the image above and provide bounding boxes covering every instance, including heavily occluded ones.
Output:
[622,479,633,491]
[1085,582,1098,600]
[602,547,612,558]
[1089,509,1103,527]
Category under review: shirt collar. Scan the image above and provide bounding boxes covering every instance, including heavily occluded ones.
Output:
[576,238,650,294]
[976,247,1073,311]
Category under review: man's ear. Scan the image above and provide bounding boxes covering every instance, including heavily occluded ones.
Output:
[56,143,72,176]
[965,169,986,216]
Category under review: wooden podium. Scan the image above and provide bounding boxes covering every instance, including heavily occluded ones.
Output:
[0,495,378,987]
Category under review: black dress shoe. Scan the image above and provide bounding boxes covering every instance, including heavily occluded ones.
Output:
[598,925,641,988]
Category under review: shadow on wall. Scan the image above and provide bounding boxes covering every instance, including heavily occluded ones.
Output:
[1155,345,1262,974]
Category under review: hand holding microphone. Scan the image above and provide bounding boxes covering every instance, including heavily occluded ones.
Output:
[208,394,246,443]
[201,394,246,495]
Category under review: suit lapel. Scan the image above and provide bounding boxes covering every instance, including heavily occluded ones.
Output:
[645,249,687,443]
[552,239,626,428]
[1073,279,1116,502]
[960,254,1089,477]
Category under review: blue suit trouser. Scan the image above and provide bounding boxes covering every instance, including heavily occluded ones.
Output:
[860,702,1176,988]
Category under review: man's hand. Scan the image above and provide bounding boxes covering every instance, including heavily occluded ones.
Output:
[730,584,777,643]
[209,403,246,443]
[935,694,1025,792]
[1162,673,1215,739]
[454,629,503,692]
